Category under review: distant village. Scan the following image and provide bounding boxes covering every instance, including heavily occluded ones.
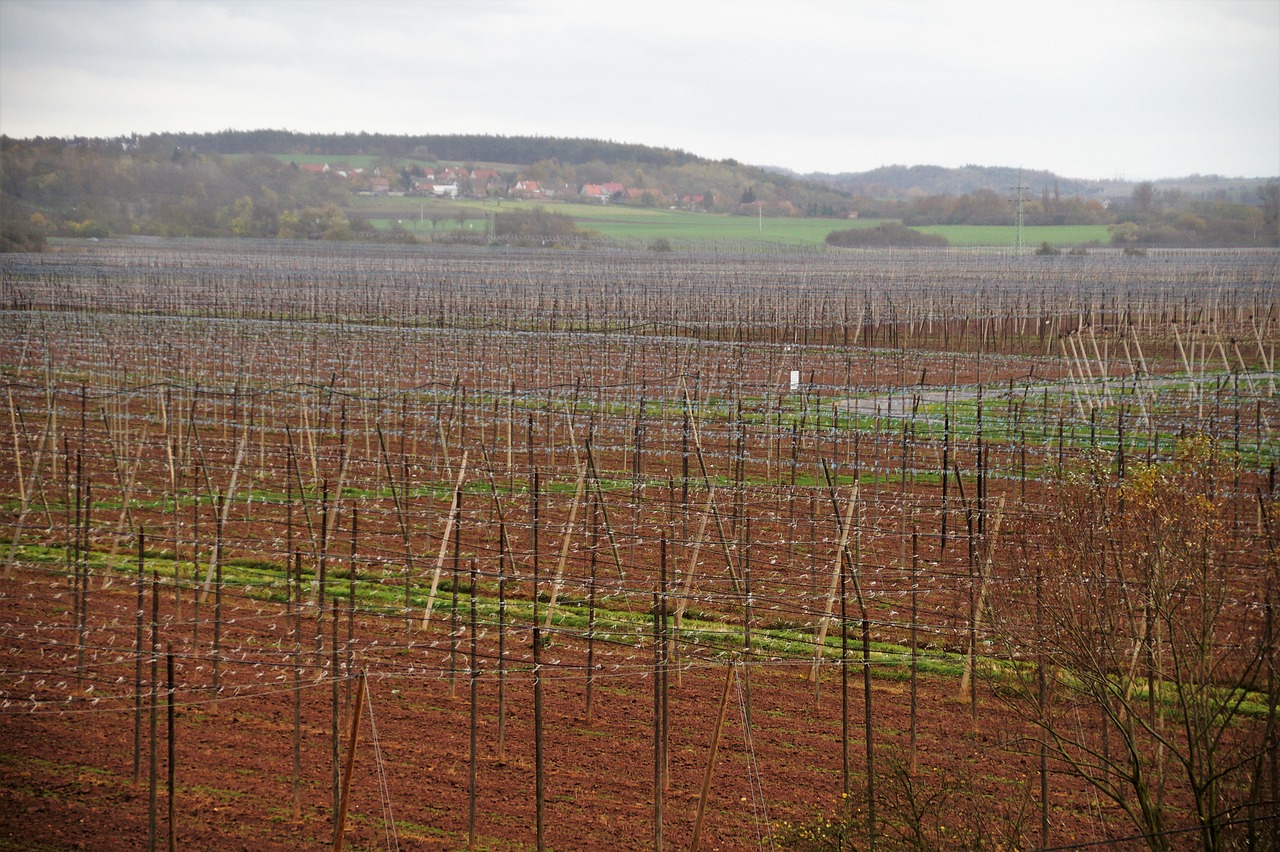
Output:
[293,161,718,210]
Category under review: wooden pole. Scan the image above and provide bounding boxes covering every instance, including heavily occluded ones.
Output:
[450,506,461,700]
[77,474,88,682]
[333,670,366,852]
[652,584,663,852]
[497,523,508,766]
[841,516,850,796]
[661,539,670,793]
[959,497,1006,703]
[211,494,222,711]
[134,530,145,787]
[534,625,545,852]
[586,491,599,720]
[908,527,919,775]
[148,570,159,852]
[469,559,479,850]
[331,598,340,827]
[690,661,735,852]
[166,643,176,852]
[346,508,357,716]
[374,425,413,636]
[532,470,540,628]
[423,451,469,628]
[291,554,303,821]
[744,503,757,721]
[811,486,858,684]
[543,463,587,628]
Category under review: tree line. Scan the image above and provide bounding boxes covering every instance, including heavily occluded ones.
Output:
[0,139,354,247]
[137,130,708,169]
[1107,180,1280,248]
[832,181,1278,247]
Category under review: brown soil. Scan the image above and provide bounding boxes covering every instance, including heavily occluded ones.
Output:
[1,560,1150,851]
[3,244,1274,850]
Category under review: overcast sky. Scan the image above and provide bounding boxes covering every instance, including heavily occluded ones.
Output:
[2,0,1277,180]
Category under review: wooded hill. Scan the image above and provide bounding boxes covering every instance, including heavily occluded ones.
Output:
[136,130,707,169]
[802,164,1100,199]
[797,162,1275,206]
[1,131,1276,249]
[0,131,858,247]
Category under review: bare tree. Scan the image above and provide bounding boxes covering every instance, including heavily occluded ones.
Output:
[1132,181,1159,217]
[992,438,1276,851]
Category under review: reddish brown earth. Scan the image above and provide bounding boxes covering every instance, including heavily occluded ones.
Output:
[0,559,1184,852]
[2,244,1275,850]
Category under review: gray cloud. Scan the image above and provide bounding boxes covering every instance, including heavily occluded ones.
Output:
[2,0,1276,179]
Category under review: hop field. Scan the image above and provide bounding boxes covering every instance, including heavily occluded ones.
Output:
[1,240,1277,850]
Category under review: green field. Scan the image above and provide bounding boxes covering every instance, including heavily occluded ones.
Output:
[346,195,1113,249]
[575,208,1113,248]
[572,205,868,245]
